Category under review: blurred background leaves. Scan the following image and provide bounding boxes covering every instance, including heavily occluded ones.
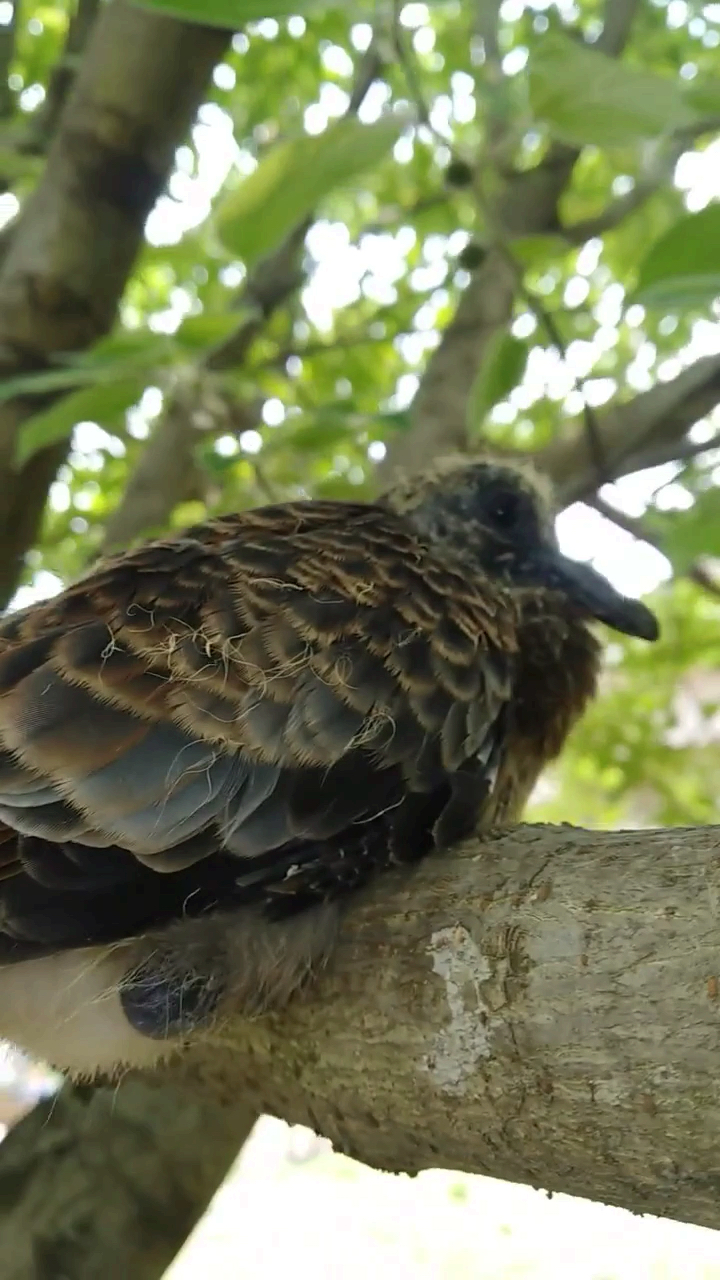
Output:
[1,0,716,834]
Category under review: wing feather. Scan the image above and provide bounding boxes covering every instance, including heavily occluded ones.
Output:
[0,500,518,955]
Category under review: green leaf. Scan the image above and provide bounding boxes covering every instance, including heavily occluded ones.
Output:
[70,330,172,368]
[216,116,406,264]
[0,329,172,406]
[15,378,145,468]
[528,34,696,148]
[132,0,374,25]
[632,205,720,309]
[0,366,103,404]
[511,234,567,268]
[174,312,252,350]
[651,489,720,572]
[682,80,720,118]
[466,332,528,432]
[265,415,354,453]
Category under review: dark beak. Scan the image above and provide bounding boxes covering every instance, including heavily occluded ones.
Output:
[538,549,660,641]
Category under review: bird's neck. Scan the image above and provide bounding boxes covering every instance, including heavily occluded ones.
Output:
[491,593,602,824]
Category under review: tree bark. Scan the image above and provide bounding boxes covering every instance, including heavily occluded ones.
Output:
[0,1080,257,1280]
[3,821,720,1277]
[382,248,517,474]
[0,0,230,608]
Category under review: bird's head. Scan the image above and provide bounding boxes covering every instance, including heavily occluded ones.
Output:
[383,454,659,642]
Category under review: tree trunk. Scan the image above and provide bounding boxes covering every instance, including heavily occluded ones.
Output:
[0,1080,257,1280]
[0,0,230,608]
[2,821,720,1276]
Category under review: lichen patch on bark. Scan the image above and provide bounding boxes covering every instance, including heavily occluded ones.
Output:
[423,924,495,1093]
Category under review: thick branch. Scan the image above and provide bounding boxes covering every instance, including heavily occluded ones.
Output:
[384,148,579,476]
[562,140,687,244]
[537,353,720,501]
[0,0,231,607]
[4,821,720,1279]
[383,247,516,474]
[563,117,720,246]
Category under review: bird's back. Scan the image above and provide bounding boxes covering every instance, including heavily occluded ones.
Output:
[0,499,525,961]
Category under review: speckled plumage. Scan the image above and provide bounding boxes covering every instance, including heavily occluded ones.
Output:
[0,455,658,1075]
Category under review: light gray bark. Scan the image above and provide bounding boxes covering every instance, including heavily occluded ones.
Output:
[3,820,720,1280]
[173,821,720,1230]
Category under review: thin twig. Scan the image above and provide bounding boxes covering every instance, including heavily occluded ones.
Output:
[254,329,413,371]
[686,561,720,600]
[488,234,609,482]
[473,0,513,158]
[589,493,720,600]
[205,34,387,375]
[252,460,278,503]
[625,430,720,476]
[391,7,452,149]
[589,493,662,546]
[358,192,450,237]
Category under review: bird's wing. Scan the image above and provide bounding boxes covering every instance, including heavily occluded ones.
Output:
[0,500,517,953]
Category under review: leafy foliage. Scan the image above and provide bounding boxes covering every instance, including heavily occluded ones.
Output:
[634,204,720,308]
[216,115,407,262]
[466,333,529,433]
[528,31,697,147]
[134,0,370,23]
[0,0,719,830]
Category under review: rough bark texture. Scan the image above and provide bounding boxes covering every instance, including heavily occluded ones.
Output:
[3,822,720,1278]
[0,0,230,607]
[383,249,517,473]
[0,1080,257,1280]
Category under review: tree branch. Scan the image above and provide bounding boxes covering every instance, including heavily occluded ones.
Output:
[562,141,686,244]
[382,140,584,478]
[589,492,720,599]
[5,821,720,1277]
[563,117,720,246]
[0,1077,258,1280]
[379,0,699,482]
[536,353,720,502]
[382,248,517,475]
[619,427,720,475]
[0,0,232,608]
[595,0,641,56]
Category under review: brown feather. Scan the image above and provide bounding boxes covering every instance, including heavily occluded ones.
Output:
[0,459,656,1076]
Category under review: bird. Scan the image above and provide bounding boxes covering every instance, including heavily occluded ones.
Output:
[0,453,658,1078]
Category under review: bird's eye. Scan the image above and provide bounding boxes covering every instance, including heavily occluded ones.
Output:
[488,491,523,529]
